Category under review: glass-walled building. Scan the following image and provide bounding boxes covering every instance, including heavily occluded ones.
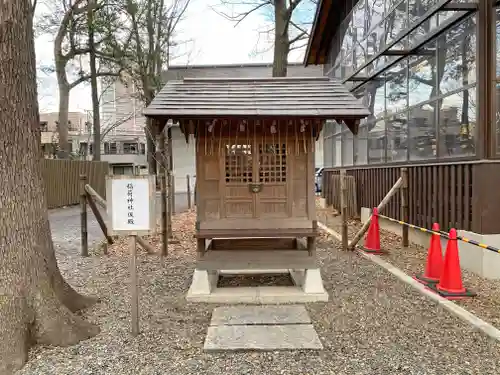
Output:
[305,0,500,235]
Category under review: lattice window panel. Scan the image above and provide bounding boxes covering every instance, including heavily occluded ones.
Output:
[259,143,286,183]
[225,144,253,183]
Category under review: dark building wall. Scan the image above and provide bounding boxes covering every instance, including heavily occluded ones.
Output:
[313,1,500,234]
[322,0,479,169]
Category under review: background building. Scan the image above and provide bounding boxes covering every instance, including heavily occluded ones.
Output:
[305,0,499,237]
[39,110,147,175]
[39,111,89,158]
[99,78,148,174]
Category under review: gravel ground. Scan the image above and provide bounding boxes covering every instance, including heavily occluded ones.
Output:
[16,209,500,374]
[317,202,500,330]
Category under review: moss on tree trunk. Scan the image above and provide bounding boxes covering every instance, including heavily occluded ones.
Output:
[0,1,99,373]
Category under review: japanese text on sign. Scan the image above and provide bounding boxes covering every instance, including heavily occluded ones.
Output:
[107,177,153,234]
[127,183,135,225]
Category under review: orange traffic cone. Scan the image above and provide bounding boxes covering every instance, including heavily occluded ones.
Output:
[414,223,443,285]
[428,228,476,299]
[363,208,386,254]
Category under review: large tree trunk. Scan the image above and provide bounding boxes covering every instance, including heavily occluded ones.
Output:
[0,1,99,373]
[54,20,71,160]
[88,0,101,161]
[56,79,71,159]
[272,0,289,77]
[273,36,289,77]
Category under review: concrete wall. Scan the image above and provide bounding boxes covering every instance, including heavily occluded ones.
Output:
[171,126,196,193]
[315,129,324,168]
[360,207,500,280]
[163,63,324,80]
[101,153,147,165]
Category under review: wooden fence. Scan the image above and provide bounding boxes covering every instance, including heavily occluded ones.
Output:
[42,159,108,209]
[322,163,476,232]
[323,174,358,219]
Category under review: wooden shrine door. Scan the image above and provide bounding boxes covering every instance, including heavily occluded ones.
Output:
[223,140,255,220]
[255,142,288,220]
[223,138,289,225]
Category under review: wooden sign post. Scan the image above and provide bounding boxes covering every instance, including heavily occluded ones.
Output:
[106,175,156,337]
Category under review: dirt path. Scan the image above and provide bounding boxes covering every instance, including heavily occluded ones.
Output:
[48,192,191,257]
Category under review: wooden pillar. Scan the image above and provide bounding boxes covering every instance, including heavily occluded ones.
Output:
[307,221,317,257]
[80,174,88,257]
[187,174,192,209]
[130,235,139,336]
[171,173,176,215]
[401,167,409,248]
[167,126,173,235]
[328,173,334,207]
[156,122,168,259]
[477,0,495,159]
[471,0,497,234]
[85,190,112,254]
[340,170,348,251]
[197,238,206,258]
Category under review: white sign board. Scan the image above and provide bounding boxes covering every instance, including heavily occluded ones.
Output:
[106,175,156,236]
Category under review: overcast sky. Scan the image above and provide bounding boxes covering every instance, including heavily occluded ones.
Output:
[35,0,309,114]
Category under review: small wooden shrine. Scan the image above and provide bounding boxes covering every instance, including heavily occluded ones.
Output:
[143,77,369,302]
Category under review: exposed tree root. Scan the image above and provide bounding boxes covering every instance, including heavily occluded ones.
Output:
[0,289,99,375]
[0,242,100,374]
[33,291,100,346]
[37,227,99,312]
[53,279,99,313]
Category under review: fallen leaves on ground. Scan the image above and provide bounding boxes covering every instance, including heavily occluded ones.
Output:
[318,203,500,329]
[99,210,197,258]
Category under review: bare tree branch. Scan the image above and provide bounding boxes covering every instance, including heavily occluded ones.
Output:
[100,112,136,140]
[101,0,193,173]
[283,0,304,36]
[288,30,307,45]
[289,40,308,51]
[289,19,308,36]
[213,0,316,76]
[210,1,271,27]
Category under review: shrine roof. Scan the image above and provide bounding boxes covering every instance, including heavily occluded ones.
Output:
[142,76,369,120]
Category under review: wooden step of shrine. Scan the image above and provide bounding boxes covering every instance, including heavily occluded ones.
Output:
[195,228,319,239]
[196,250,317,271]
[210,237,297,251]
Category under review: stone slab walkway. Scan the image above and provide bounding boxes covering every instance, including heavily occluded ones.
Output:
[209,305,312,326]
[204,305,323,351]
